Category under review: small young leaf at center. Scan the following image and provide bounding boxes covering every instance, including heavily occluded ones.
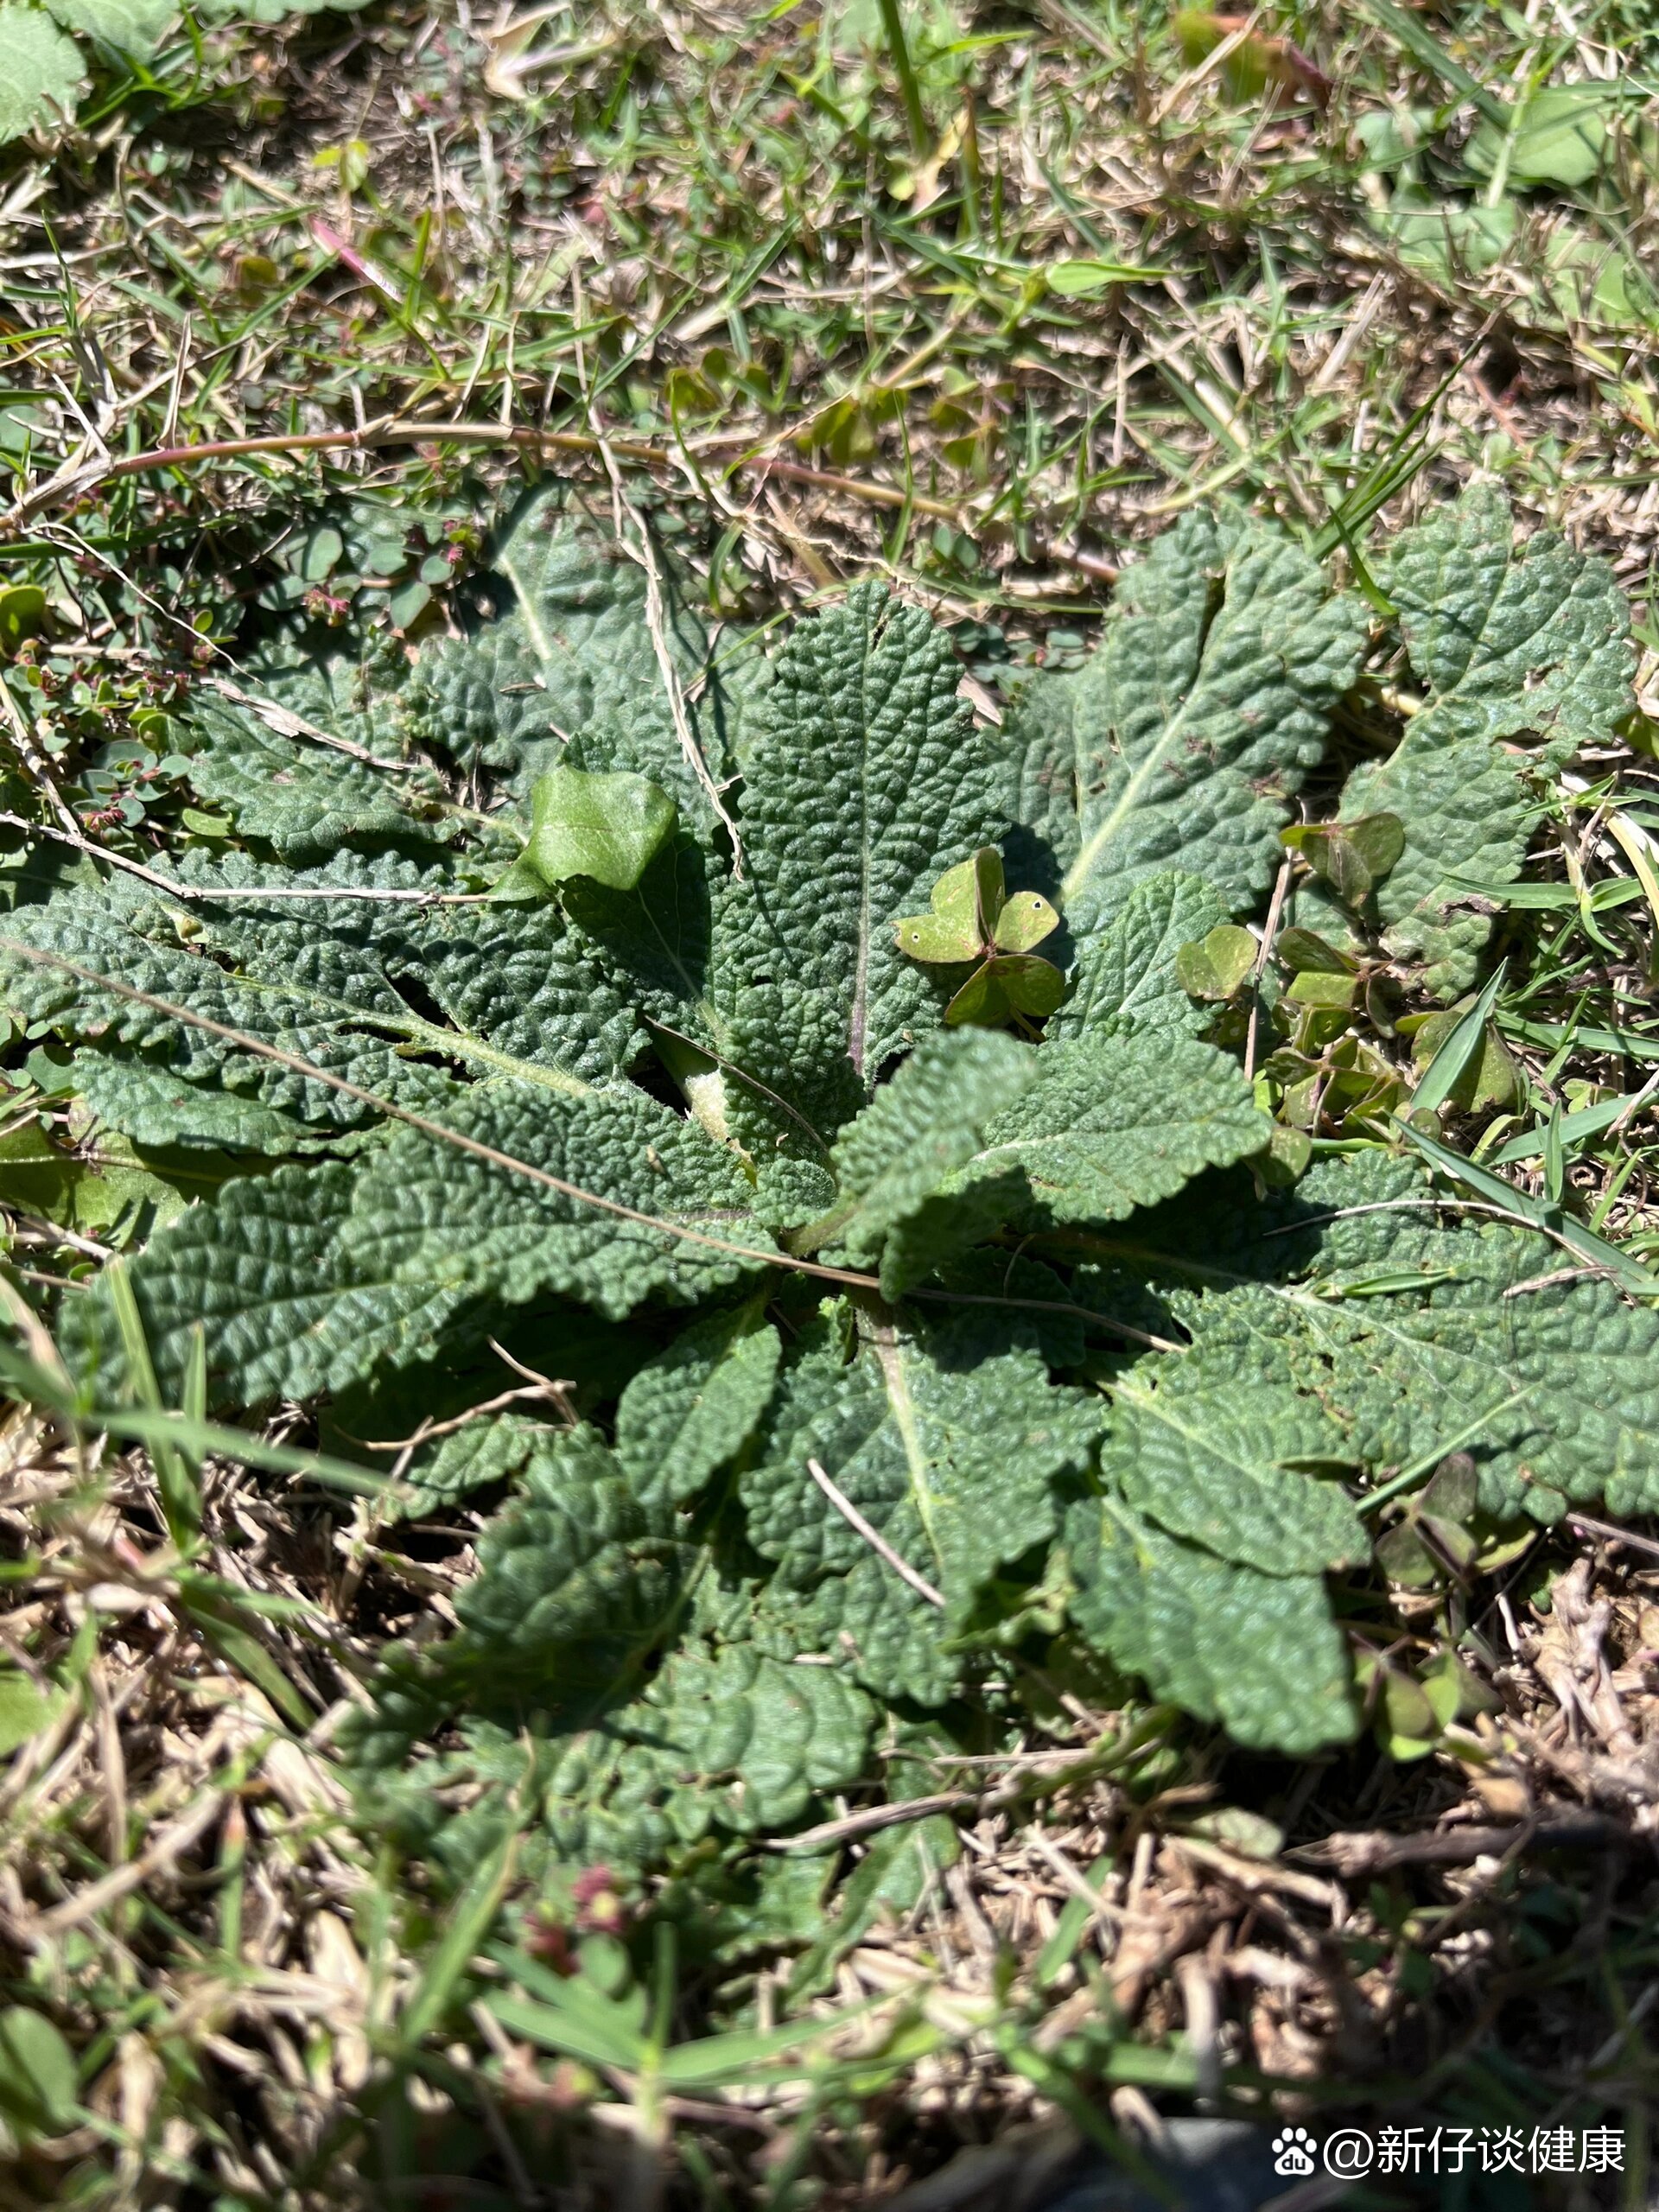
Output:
[525,767,678,892]
[1282,813,1405,904]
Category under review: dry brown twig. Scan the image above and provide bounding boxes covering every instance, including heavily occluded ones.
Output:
[804,1454,945,1610]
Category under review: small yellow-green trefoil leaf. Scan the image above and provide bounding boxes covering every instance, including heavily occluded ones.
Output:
[893,848,1006,963]
[895,849,1063,1027]
[944,953,1065,1027]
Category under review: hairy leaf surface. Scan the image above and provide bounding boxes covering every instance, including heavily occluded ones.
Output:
[720,586,1009,1122]
[743,1315,1099,1703]
[1008,512,1363,935]
[73,1055,312,1154]
[615,1300,784,1506]
[964,1033,1269,1228]
[1101,1369,1367,1575]
[29,488,1659,1853]
[0,7,85,143]
[1344,485,1634,994]
[408,498,756,818]
[362,1427,871,1862]
[1065,1497,1356,1753]
[77,1083,772,1402]
[1086,1154,1659,1524]
[0,854,641,1130]
[817,1028,1032,1295]
[1050,869,1229,1041]
[532,1636,873,1858]
[181,696,446,861]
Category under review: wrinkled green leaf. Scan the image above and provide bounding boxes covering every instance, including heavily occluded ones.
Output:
[23,489,1658,1847]
[1338,484,1632,995]
[959,1032,1270,1228]
[1066,1498,1355,1754]
[615,1299,783,1506]
[1007,511,1364,936]
[1052,871,1228,1041]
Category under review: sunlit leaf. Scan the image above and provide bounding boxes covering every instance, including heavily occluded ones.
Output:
[1468,84,1615,190]
[893,847,1004,965]
[992,888,1059,955]
[1283,813,1405,903]
[1174,923,1257,1001]
[0,5,85,143]
[525,766,678,892]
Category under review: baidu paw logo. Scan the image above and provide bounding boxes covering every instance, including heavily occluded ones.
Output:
[1271,2127,1318,2177]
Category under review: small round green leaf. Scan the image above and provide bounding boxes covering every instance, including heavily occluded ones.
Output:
[1419,1513,1479,1572]
[1546,225,1649,324]
[0,2005,79,2138]
[1380,1667,1439,1744]
[1374,189,1516,283]
[526,767,678,892]
[944,952,1064,1027]
[1287,969,1358,1010]
[895,853,1058,974]
[1276,926,1356,976]
[894,912,979,963]
[0,585,46,658]
[1376,1522,1438,1588]
[386,578,433,632]
[1258,1122,1311,1186]
[1285,813,1402,904]
[1343,812,1406,884]
[893,848,1004,967]
[1174,924,1257,1001]
[994,952,1065,1018]
[1421,1451,1478,1525]
[296,525,345,583]
[0,1668,56,1757]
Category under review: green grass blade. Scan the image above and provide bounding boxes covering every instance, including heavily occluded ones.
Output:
[1395,1120,1656,1294]
[877,0,928,152]
[105,1259,200,1548]
[1407,963,1509,1122]
[1486,1092,1637,1166]
[180,1321,207,1482]
[186,1603,315,1729]
[484,1987,647,2075]
[1354,0,1509,124]
[68,1401,391,1497]
[397,1832,518,2050]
